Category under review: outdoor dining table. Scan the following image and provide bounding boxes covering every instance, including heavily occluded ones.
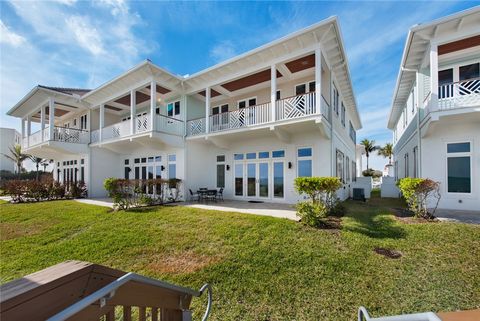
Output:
[197,189,217,202]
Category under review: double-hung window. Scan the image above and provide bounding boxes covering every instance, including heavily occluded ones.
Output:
[297,147,312,177]
[447,142,471,193]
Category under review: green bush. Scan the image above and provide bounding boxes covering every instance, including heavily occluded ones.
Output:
[3,178,84,203]
[294,177,343,226]
[397,178,441,218]
[295,201,327,227]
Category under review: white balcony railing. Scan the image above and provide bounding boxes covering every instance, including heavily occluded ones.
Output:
[438,78,480,110]
[22,126,90,149]
[276,92,317,121]
[210,102,271,132]
[91,113,184,144]
[187,118,206,136]
[156,114,184,136]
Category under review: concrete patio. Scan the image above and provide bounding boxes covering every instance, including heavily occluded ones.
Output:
[435,209,480,224]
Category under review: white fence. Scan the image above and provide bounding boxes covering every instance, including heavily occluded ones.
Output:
[381,177,400,198]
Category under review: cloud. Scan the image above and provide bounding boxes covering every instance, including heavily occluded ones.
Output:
[66,16,105,55]
[0,20,25,47]
[209,40,237,63]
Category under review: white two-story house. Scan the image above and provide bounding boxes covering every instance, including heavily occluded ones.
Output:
[7,16,362,203]
[388,7,480,211]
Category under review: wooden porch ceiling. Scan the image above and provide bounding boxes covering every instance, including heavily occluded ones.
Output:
[439,35,480,55]
[221,69,283,92]
[114,84,171,107]
[285,53,315,73]
[197,88,222,97]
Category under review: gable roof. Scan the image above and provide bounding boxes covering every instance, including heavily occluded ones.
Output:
[38,86,91,97]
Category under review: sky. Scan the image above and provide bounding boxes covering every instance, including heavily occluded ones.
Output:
[0,0,477,171]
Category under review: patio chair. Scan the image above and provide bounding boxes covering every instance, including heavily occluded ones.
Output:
[189,189,199,202]
[216,187,224,201]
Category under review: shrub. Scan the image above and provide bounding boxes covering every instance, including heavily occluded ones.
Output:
[397,178,441,219]
[294,177,343,226]
[103,178,182,211]
[362,168,382,178]
[295,201,327,227]
[2,178,85,203]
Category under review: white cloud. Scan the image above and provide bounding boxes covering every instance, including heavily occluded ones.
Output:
[0,20,25,47]
[209,40,237,63]
[53,0,77,5]
[66,16,105,56]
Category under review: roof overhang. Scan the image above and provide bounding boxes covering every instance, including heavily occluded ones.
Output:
[81,60,184,107]
[387,6,480,129]
[7,86,87,119]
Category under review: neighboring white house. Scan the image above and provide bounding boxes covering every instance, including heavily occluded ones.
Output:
[0,127,22,173]
[387,7,480,211]
[6,17,362,203]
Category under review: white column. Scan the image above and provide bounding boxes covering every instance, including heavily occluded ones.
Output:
[87,109,91,132]
[429,42,438,111]
[130,89,136,135]
[40,105,46,142]
[26,115,31,147]
[21,118,25,139]
[205,87,210,134]
[270,65,277,121]
[315,47,322,115]
[48,97,55,141]
[150,80,156,131]
[99,104,105,142]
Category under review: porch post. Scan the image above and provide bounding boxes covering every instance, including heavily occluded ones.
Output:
[429,42,439,112]
[48,97,55,141]
[130,89,136,135]
[99,104,105,142]
[150,80,156,131]
[21,118,25,143]
[26,115,31,147]
[205,87,210,134]
[315,47,322,115]
[40,105,46,142]
[270,64,276,121]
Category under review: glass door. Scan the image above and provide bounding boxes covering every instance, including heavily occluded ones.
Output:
[235,164,243,196]
[258,162,269,198]
[247,163,256,197]
[273,161,284,199]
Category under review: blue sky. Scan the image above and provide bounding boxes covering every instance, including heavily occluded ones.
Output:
[0,0,476,170]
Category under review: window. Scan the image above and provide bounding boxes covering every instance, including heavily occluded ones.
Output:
[459,63,479,81]
[246,152,256,159]
[333,85,339,116]
[168,154,176,179]
[216,155,225,188]
[276,90,281,100]
[73,118,77,126]
[272,150,285,158]
[336,150,344,182]
[80,114,88,130]
[413,146,418,178]
[167,101,181,117]
[404,153,409,178]
[297,147,312,177]
[352,161,356,182]
[212,104,228,115]
[234,153,244,160]
[447,142,471,193]
[259,151,269,159]
[235,164,243,196]
[438,68,453,99]
[238,98,256,109]
[346,156,350,182]
[295,81,315,95]
[273,161,284,198]
[341,103,346,126]
[349,121,356,142]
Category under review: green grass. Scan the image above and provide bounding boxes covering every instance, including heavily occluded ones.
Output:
[1,197,479,320]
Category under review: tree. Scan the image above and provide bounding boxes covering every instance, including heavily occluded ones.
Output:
[42,159,53,172]
[360,139,377,170]
[378,143,393,165]
[2,145,29,176]
[29,156,44,181]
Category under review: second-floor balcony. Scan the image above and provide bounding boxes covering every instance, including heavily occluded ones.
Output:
[23,126,89,149]
[187,92,331,136]
[90,113,184,144]
[437,77,480,110]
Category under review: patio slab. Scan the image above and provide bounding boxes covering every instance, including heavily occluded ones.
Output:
[75,198,114,208]
[435,209,480,224]
[182,200,299,221]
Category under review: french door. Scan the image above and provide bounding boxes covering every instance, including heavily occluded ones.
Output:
[246,162,269,198]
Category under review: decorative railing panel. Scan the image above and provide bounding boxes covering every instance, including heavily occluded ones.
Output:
[90,129,99,143]
[275,92,317,121]
[210,102,271,133]
[438,78,480,110]
[136,114,150,133]
[102,120,130,141]
[156,114,184,136]
[53,127,89,144]
[187,118,206,136]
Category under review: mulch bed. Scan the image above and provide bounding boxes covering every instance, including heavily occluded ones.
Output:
[318,217,342,230]
[374,247,403,259]
[390,207,438,224]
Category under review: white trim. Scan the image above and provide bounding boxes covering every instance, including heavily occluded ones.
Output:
[445,140,473,196]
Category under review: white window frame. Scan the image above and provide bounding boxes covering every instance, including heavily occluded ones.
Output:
[294,80,315,96]
[237,96,257,109]
[296,146,313,178]
[216,155,226,188]
[167,100,181,117]
[167,154,177,179]
[445,140,472,195]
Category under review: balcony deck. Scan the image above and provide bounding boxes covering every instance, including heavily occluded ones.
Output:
[187,92,331,137]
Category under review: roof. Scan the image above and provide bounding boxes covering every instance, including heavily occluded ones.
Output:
[387,6,480,129]
[38,85,91,97]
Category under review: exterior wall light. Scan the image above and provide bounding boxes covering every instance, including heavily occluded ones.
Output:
[288,162,292,169]
[226,165,230,171]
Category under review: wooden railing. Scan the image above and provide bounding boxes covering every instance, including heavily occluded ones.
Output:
[0,261,212,321]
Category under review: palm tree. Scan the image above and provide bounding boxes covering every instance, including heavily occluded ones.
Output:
[378,143,393,165]
[42,159,53,172]
[2,145,29,177]
[29,156,45,181]
[360,139,377,170]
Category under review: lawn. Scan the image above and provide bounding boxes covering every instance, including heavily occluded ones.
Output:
[1,196,479,320]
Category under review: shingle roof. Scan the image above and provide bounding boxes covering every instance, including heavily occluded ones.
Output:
[38,85,91,97]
